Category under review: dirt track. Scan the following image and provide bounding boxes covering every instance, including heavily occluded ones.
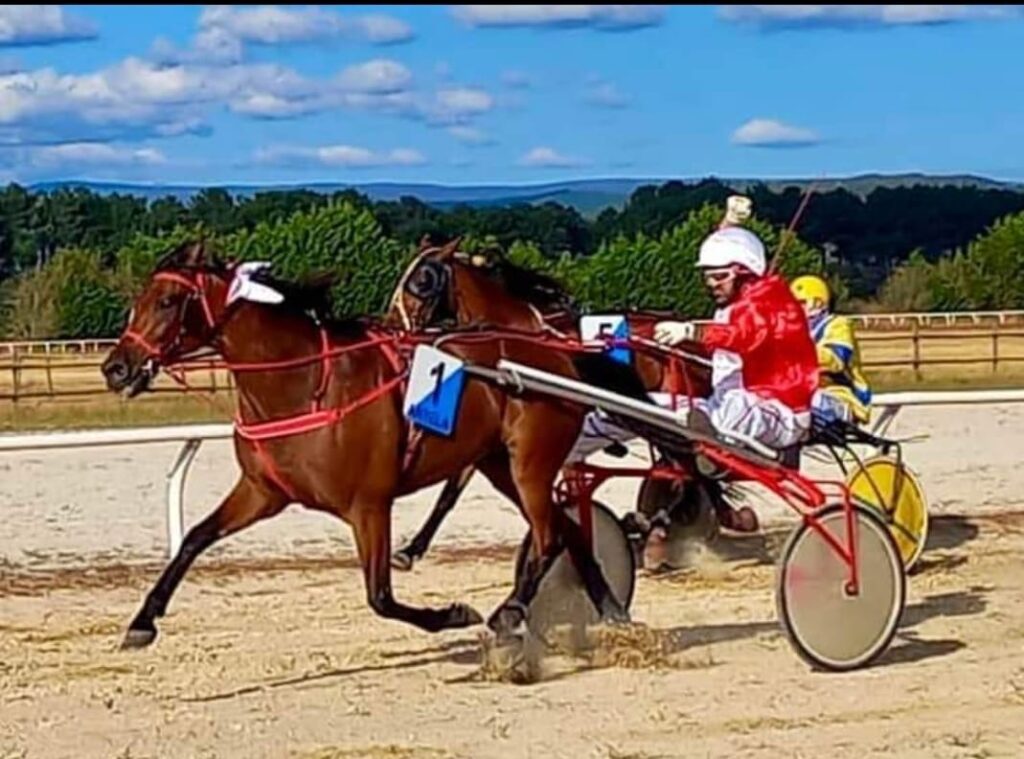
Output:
[3,405,1024,758]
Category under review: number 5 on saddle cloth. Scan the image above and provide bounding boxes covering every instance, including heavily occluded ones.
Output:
[580,315,631,366]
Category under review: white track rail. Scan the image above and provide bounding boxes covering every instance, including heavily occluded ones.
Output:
[2,389,1024,560]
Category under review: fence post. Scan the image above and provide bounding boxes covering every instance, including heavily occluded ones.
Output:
[166,439,202,558]
[911,321,921,380]
[46,356,54,396]
[11,354,20,403]
[992,329,999,372]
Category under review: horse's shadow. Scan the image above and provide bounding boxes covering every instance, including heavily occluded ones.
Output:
[923,514,980,552]
[652,586,987,670]
[181,637,481,703]
[180,514,991,699]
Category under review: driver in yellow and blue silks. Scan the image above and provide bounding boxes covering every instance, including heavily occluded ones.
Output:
[790,275,872,426]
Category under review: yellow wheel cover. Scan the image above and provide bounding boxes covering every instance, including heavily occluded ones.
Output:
[847,455,929,571]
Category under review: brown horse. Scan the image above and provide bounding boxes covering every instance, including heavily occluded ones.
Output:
[384,239,715,570]
[101,240,628,649]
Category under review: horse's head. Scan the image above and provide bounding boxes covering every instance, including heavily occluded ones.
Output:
[102,240,231,397]
[385,236,463,331]
[386,235,576,332]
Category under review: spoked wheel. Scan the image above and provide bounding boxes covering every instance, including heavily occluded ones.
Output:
[846,454,929,571]
[513,499,636,636]
[777,502,905,672]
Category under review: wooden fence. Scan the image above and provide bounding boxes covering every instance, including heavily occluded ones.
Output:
[6,317,1024,401]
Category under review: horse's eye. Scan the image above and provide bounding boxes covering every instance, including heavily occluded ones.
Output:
[158,295,177,309]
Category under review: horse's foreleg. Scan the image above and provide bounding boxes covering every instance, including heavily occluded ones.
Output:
[392,465,475,571]
[121,478,287,649]
[351,496,483,633]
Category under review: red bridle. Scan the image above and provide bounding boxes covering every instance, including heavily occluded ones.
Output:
[122,270,222,362]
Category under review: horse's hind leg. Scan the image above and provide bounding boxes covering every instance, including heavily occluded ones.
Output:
[121,478,287,649]
[351,496,483,633]
[393,465,475,571]
[496,445,628,636]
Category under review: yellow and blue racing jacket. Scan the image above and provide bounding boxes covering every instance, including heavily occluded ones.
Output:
[808,312,872,424]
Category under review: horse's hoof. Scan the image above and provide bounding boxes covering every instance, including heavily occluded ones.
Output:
[487,603,527,639]
[120,626,157,650]
[600,598,631,626]
[451,603,484,627]
[391,550,415,572]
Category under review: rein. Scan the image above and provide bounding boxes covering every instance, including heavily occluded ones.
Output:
[124,268,412,448]
[122,271,221,363]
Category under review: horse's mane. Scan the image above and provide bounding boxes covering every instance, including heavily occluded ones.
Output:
[472,255,578,316]
[248,269,370,339]
[154,240,367,339]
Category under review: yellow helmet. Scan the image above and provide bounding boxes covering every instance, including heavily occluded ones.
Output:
[791,275,831,311]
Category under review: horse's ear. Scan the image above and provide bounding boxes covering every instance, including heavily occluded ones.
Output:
[418,233,434,251]
[436,236,462,261]
[181,240,207,268]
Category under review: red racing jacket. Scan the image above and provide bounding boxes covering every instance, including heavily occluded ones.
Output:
[699,274,820,412]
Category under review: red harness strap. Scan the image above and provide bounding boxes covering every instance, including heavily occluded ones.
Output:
[234,374,405,441]
[229,332,408,502]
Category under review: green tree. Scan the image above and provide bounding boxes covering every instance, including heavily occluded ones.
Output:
[565,203,821,316]
[6,248,123,338]
[227,200,408,318]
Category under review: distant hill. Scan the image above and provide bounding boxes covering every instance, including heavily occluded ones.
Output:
[27,173,1024,217]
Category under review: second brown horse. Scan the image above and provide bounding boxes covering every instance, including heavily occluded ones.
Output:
[384,239,715,570]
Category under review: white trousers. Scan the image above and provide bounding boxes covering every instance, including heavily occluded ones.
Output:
[566,388,810,463]
[811,388,854,423]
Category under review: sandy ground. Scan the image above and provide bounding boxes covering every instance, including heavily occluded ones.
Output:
[2,404,1024,758]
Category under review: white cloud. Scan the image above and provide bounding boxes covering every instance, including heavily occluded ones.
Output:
[451,5,664,31]
[0,142,167,177]
[156,6,413,64]
[718,5,1020,29]
[731,118,820,147]
[0,57,321,140]
[256,144,426,168]
[229,92,320,119]
[30,142,165,167]
[354,14,416,44]
[199,5,414,45]
[446,125,493,145]
[0,6,97,47]
[434,87,493,118]
[152,27,244,65]
[519,146,587,168]
[0,46,491,141]
[335,59,412,94]
[584,81,629,108]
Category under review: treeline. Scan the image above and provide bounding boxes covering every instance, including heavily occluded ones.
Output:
[0,199,821,339]
[876,211,1024,312]
[5,178,1024,289]
[3,178,1024,338]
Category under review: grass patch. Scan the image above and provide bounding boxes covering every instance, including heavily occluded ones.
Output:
[0,394,232,432]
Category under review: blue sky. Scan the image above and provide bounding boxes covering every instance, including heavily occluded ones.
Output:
[2,4,1024,186]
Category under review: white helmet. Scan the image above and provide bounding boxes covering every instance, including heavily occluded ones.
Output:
[697,226,766,276]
